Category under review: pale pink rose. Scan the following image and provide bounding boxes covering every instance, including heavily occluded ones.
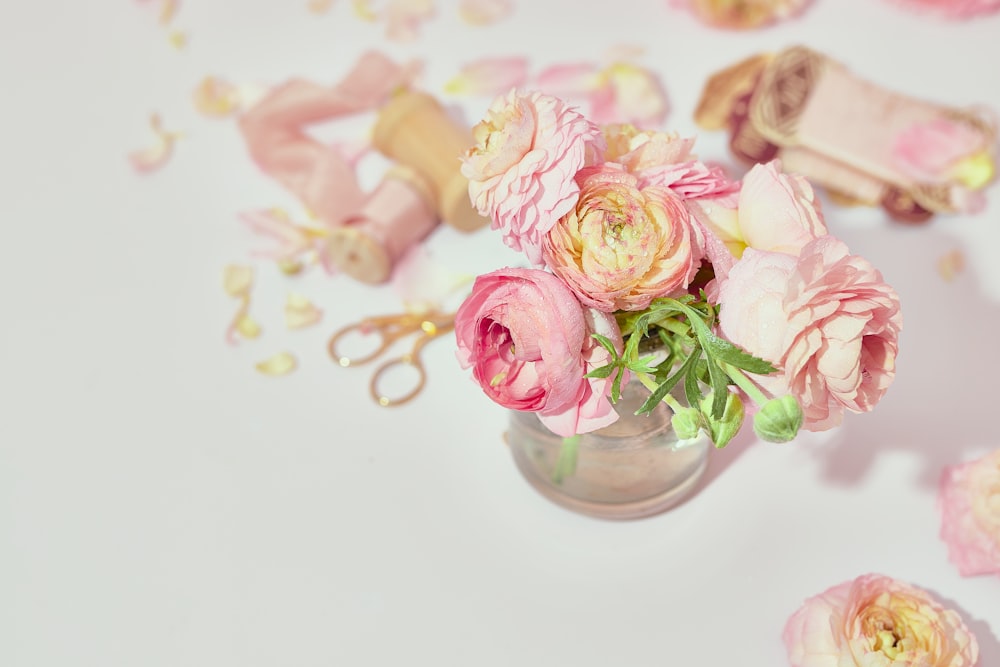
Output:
[542,162,694,312]
[718,236,902,430]
[454,268,622,437]
[784,574,978,667]
[462,90,605,265]
[939,448,1000,577]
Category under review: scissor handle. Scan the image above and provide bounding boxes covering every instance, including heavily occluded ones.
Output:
[327,322,394,367]
[369,353,427,407]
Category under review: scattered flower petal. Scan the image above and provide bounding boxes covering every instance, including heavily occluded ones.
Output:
[255,352,298,376]
[240,209,328,266]
[445,57,530,96]
[193,76,243,117]
[938,249,966,281]
[135,0,180,25]
[236,314,262,339]
[308,0,336,13]
[168,30,187,49]
[353,0,434,40]
[459,0,514,25]
[390,246,474,313]
[591,62,670,127]
[223,264,254,297]
[285,293,324,330]
[128,114,181,174]
[885,0,1000,19]
[939,448,1000,576]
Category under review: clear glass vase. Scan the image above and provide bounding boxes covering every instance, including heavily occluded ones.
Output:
[506,378,711,520]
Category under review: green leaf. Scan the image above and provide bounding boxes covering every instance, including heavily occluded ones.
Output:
[636,349,700,414]
[684,352,704,411]
[590,333,620,358]
[584,364,616,379]
[704,356,729,419]
[699,330,776,375]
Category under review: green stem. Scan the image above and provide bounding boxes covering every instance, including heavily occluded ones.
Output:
[720,361,769,406]
[551,435,580,485]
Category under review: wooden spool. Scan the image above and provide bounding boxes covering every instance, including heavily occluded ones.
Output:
[373,90,488,233]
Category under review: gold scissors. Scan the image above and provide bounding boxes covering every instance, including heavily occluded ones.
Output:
[327,310,456,407]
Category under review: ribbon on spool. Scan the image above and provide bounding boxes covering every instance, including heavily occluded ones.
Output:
[324,166,438,284]
[238,51,435,283]
[372,90,489,233]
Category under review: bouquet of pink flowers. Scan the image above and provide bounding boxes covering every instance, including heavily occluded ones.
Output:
[454,89,903,447]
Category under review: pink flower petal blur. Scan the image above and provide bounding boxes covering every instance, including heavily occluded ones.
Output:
[128,114,180,174]
[939,449,1000,577]
[459,0,514,24]
[445,57,530,96]
[885,0,1000,18]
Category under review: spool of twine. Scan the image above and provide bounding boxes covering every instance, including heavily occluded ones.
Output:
[373,90,488,233]
[324,166,439,284]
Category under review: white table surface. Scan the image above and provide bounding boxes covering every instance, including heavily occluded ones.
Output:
[2,1,998,665]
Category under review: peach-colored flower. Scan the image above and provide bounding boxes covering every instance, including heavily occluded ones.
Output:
[690,159,826,282]
[542,162,694,312]
[454,268,622,437]
[458,0,513,25]
[462,90,605,265]
[675,0,812,29]
[783,574,978,667]
[939,448,1000,577]
[718,236,902,430]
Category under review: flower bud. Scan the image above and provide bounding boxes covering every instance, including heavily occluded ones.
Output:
[754,395,803,443]
[671,407,704,440]
[700,391,745,448]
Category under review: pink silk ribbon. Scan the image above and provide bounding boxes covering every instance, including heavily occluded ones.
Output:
[239,51,422,227]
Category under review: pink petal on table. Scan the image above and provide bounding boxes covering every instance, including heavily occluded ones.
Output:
[459,0,514,25]
[128,114,180,174]
[445,56,530,96]
[533,63,600,98]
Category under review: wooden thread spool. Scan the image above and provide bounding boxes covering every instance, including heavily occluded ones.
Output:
[324,166,438,285]
[373,90,488,233]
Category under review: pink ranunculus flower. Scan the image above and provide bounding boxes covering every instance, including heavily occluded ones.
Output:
[541,162,694,312]
[783,574,979,667]
[939,448,1000,577]
[718,236,902,430]
[454,267,622,437]
[461,90,605,265]
[690,160,827,279]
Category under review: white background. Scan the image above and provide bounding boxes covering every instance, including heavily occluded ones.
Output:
[1,1,998,665]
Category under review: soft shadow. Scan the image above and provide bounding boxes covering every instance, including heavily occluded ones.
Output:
[811,219,1000,489]
[698,424,757,491]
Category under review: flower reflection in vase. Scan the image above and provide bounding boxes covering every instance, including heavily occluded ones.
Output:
[455,90,904,519]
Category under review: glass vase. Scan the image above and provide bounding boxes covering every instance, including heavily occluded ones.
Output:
[506,377,711,520]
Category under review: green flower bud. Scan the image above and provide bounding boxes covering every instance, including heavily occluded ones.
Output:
[671,407,704,440]
[753,395,803,443]
[699,391,745,448]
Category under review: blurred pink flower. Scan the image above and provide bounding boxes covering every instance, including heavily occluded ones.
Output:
[458,0,514,24]
[939,448,1000,577]
[673,0,812,29]
[718,236,902,430]
[462,90,605,265]
[885,0,1000,19]
[535,61,669,128]
[454,268,622,437]
[783,574,978,667]
[444,57,530,96]
[542,162,694,312]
